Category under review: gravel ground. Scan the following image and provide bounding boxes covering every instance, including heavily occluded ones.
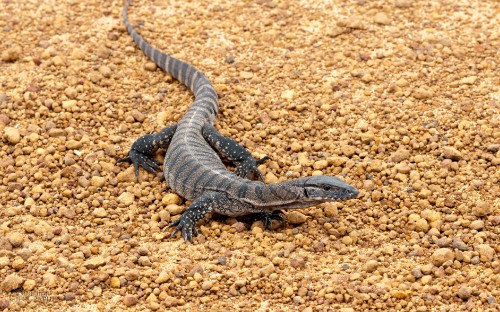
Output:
[1,0,498,311]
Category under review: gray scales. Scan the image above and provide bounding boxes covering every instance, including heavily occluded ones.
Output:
[118,1,359,242]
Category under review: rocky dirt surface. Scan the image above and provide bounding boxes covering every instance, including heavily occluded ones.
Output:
[0,0,498,311]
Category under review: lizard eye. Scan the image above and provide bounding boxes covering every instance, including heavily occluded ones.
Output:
[323,185,331,191]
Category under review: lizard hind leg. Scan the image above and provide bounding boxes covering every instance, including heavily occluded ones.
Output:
[117,124,177,181]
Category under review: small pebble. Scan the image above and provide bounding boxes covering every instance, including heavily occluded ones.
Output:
[421,275,432,285]
[1,274,24,292]
[411,267,423,279]
[395,0,412,8]
[92,207,108,218]
[290,142,302,152]
[451,238,468,251]
[162,194,182,205]
[459,76,477,85]
[125,270,140,281]
[130,109,146,122]
[472,200,491,217]
[487,296,497,305]
[6,232,23,248]
[436,237,451,248]
[283,286,294,297]
[64,87,77,99]
[166,204,184,215]
[240,71,253,79]
[364,260,378,273]
[412,87,433,99]
[64,292,76,301]
[391,149,410,162]
[442,146,463,161]
[290,256,306,269]
[0,299,9,310]
[475,244,495,263]
[217,256,227,266]
[281,90,295,100]
[287,211,307,225]
[3,127,21,144]
[469,220,484,231]
[201,280,214,291]
[23,279,36,291]
[456,286,472,300]
[11,257,25,270]
[110,277,121,288]
[431,248,454,266]
[373,12,391,25]
[99,65,112,78]
[123,294,138,307]
[155,271,169,284]
[91,176,106,187]
[1,46,21,62]
[117,192,135,206]
[84,256,107,269]
[144,62,157,71]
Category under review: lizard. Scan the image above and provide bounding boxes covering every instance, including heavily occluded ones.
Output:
[118,1,359,243]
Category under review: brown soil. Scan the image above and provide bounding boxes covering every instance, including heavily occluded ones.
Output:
[0,0,498,311]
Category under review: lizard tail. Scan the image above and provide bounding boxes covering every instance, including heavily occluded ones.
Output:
[122,1,219,116]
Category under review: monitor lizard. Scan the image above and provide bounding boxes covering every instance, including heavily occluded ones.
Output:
[118,1,359,242]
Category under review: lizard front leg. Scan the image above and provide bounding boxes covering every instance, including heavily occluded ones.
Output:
[117,124,177,181]
[168,191,254,243]
[202,124,269,181]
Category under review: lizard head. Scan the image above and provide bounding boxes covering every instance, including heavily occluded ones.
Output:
[297,176,359,202]
[252,176,358,210]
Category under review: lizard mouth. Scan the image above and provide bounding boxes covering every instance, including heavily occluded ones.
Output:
[303,179,359,202]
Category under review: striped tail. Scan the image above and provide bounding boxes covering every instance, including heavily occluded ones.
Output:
[122,1,219,115]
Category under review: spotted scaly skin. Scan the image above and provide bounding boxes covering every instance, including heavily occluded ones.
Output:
[118,1,359,243]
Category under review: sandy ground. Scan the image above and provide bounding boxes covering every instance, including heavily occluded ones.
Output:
[0,0,499,311]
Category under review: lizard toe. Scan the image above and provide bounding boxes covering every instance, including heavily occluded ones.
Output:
[168,217,197,243]
[118,148,161,181]
[183,227,194,243]
[116,156,132,164]
[167,218,181,228]
[236,159,267,181]
[256,155,270,165]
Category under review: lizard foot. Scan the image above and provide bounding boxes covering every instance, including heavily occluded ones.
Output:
[117,148,162,182]
[167,192,217,243]
[250,210,287,230]
[235,156,270,181]
[168,216,200,243]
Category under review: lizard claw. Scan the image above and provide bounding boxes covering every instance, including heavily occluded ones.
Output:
[262,210,287,230]
[167,216,199,243]
[247,210,287,230]
[256,155,270,165]
[117,149,162,182]
[235,156,270,182]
